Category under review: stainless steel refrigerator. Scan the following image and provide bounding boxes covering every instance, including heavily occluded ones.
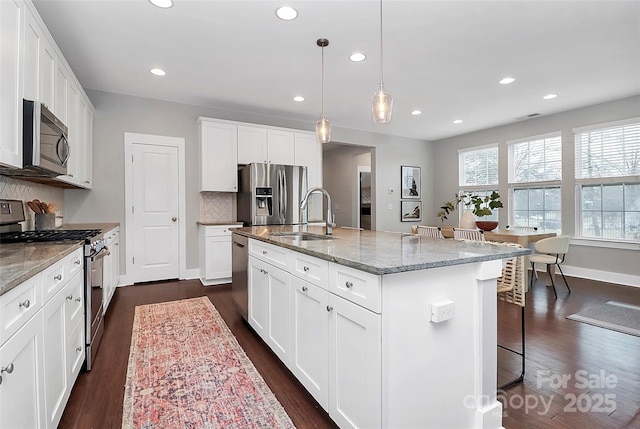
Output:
[237,163,308,226]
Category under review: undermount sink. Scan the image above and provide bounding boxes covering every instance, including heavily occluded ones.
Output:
[269,232,335,241]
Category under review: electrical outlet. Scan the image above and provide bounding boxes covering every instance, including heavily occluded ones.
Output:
[430,299,455,323]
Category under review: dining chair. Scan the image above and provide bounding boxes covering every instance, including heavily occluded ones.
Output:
[491,241,527,390]
[452,227,485,242]
[416,225,445,239]
[528,235,571,299]
[505,225,538,231]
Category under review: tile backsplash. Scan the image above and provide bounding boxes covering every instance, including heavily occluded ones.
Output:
[199,192,236,222]
[0,176,64,230]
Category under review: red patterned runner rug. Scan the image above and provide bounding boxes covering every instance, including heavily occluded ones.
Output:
[122,296,295,428]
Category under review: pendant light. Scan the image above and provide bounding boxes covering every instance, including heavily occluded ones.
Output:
[372,0,393,123]
[316,38,331,144]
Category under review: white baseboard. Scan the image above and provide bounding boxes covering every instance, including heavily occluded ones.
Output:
[533,265,640,288]
[117,268,203,288]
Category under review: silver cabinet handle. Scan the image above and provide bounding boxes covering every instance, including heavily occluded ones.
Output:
[1,363,14,374]
[302,286,308,292]
[76,297,82,302]
[172,217,177,222]
[19,299,30,309]
[0,375,2,385]
[66,295,73,300]
[54,274,62,281]
[303,266,310,272]
[262,250,267,255]
[76,347,82,352]
[75,259,82,265]
[326,305,333,312]
[345,281,353,289]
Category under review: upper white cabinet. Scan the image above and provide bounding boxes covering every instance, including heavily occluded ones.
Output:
[237,125,295,165]
[199,118,238,192]
[294,132,323,220]
[0,0,94,187]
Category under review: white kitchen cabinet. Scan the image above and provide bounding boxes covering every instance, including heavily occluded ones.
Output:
[64,271,84,391]
[237,125,295,165]
[248,256,269,338]
[54,63,68,124]
[0,0,24,168]
[83,106,93,188]
[22,6,39,103]
[294,132,323,220]
[199,118,238,192]
[328,293,381,429]
[103,227,120,314]
[199,225,241,286]
[291,276,329,410]
[38,37,55,112]
[0,311,45,429]
[238,126,267,164]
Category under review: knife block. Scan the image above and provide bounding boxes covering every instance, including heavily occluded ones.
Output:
[35,213,55,230]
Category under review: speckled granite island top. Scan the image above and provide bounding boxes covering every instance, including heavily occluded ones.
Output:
[0,223,120,297]
[233,225,531,275]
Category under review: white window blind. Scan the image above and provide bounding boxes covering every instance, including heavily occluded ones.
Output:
[459,146,498,187]
[575,121,640,179]
[509,135,562,183]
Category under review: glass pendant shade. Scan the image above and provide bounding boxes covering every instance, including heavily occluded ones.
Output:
[372,86,393,123]
[316,115,331,144]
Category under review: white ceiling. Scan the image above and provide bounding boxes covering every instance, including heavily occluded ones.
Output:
[33,0,640,142]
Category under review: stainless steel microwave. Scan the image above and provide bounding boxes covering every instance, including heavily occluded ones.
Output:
[2,100,69,178]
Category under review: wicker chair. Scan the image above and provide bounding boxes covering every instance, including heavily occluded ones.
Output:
[416,225,445,238]
[452,227,485,242]
[491,241,527,390]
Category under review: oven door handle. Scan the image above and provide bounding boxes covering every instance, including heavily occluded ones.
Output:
[91,246,110,261]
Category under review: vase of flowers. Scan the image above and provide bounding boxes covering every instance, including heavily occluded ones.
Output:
[437,191,503,230]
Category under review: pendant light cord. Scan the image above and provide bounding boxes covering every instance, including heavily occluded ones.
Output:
[379,0,384,88]
[321,44,325,116]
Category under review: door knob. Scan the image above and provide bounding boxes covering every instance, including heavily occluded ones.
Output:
[172,217,177,222]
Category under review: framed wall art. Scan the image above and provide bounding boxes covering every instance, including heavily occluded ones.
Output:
[401,165,421,199]
[401,200,422,222]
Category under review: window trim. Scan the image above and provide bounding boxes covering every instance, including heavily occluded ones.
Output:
[458,143,499,188]
[572,116,640,135]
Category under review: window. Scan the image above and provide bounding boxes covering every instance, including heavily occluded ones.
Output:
[575,119,640,240]
[459,145,499,221]
[508,133,562,233]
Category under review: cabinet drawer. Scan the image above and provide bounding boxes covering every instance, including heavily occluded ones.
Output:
[0,273,42,345]
[292,253,329,289]
[204,225,239,237]
[66,247,84,280]
[42,257,67,303]
[329,263,381,313]
[249,239,290,271]
[64,272,84,328]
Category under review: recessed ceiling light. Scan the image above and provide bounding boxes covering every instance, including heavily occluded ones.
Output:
[276,6,298,20]
[150,68,166,76]
[453,119,463,124]
[148,0,173,8]
[543,93,558,100]
[349,52,366,62]
[293,96,304,102]
[411,110,422,116]
[499,77,515,85]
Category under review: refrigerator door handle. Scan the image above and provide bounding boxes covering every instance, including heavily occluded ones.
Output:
[281,168,287,222]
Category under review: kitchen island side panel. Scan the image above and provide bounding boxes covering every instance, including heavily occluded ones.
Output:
[381,259,503,429]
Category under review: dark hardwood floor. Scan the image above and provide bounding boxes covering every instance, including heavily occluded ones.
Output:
[59,274,640,429]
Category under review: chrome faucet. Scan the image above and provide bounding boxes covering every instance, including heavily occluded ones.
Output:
[300,187,336,235]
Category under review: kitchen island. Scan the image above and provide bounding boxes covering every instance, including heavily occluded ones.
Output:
[233,225,529,429]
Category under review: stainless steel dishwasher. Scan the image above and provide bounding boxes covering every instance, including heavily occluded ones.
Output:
[231,233,248,320]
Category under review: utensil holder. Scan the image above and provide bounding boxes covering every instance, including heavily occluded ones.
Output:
[35,213,55,230]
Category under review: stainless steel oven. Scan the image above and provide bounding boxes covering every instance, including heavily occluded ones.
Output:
[85,238,108,371]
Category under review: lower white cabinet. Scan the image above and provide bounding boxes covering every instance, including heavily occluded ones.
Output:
[103,226,120,314]
[199,225,241,286]
[0,311,46,429]
[0,248,85,429]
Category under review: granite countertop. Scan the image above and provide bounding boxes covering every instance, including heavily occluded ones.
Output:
[197,221,243,226]
[0,222,120,297]
[233,225,531,275]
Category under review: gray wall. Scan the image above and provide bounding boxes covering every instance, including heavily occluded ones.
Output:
[431,95,640,282]
[64,90,434,276]
[323,145,372,228]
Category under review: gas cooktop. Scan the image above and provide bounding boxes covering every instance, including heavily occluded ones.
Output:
[0,229,101,243]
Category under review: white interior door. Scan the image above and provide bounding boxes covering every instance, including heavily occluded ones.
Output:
[127,137,181,283]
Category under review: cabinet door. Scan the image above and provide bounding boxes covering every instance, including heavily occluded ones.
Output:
[42,288,68,428]
[83,106,93,188]
[238,125,267,164]
[0,0,24,168]
[267,129,295,165]
[291,277,329,410]
[200,120,238,191]
[248,256,268,338]
[205,236,232,280]
[38,37,55,111]
[328,294,381,429]
[110,234,120,295]
[294,132,323,220]
[265,262,292,367]
[66,320,84,388]
[0,312,45,429]
[60,81,80,184]
[22,10,40,102]
[54,64,68,123]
